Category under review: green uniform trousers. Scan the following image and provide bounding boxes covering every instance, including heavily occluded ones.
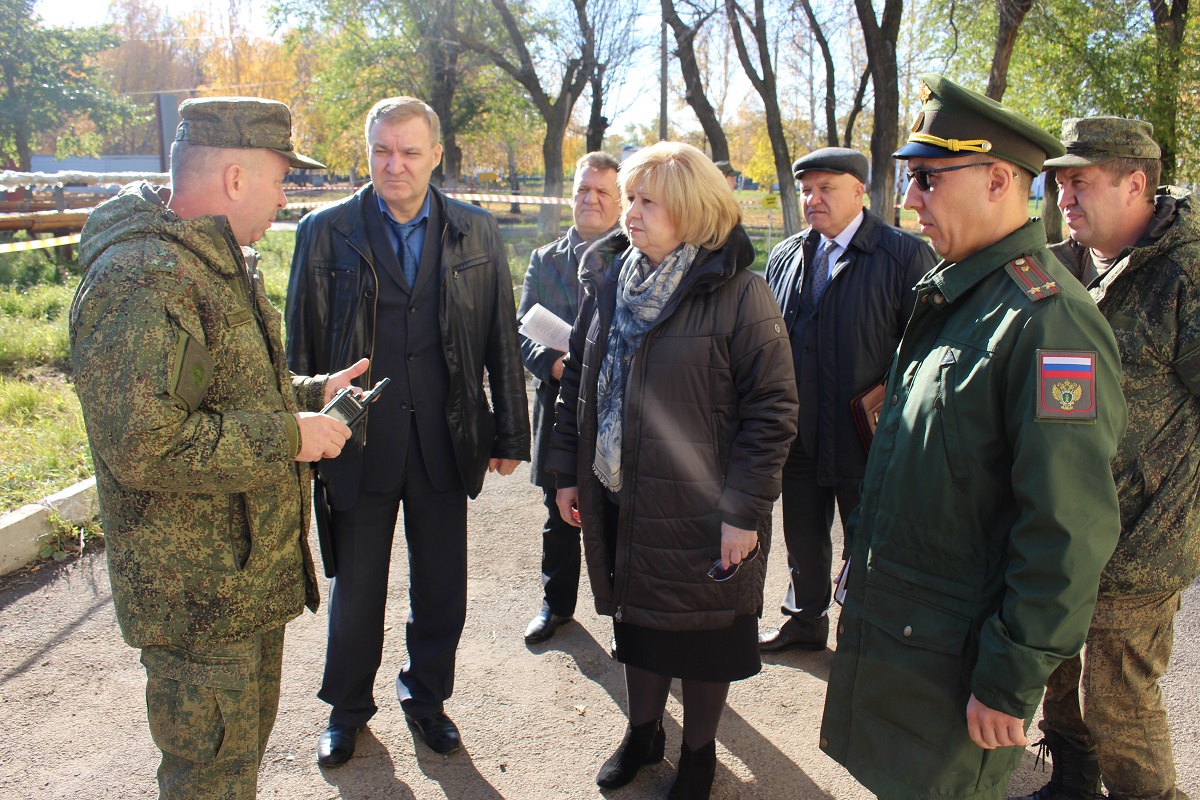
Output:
[141,626,285,800]
[1040,591,1183,800]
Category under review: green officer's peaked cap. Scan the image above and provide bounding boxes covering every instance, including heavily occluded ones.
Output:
[1043,116,1161,169]
[176,97,326,170]
[893,73,1065,175]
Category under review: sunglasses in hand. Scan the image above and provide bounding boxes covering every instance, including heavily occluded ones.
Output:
[707,544,761,582]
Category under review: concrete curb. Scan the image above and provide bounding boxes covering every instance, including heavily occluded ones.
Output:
[0,477,98,576]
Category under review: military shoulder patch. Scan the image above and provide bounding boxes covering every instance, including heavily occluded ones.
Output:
[1005,254,1060,302]
[1173,339,1200,396]
[1036,350,1098,421]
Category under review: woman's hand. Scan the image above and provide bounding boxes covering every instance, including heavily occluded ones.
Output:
[720,522,757,570]
[556,487,582,528]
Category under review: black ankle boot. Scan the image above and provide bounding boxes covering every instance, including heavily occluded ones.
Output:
[596,718,666,789]
[667,739,716,800]
[1008,730,1104,800]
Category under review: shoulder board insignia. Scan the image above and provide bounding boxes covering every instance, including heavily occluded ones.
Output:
[1005,253,1060,301]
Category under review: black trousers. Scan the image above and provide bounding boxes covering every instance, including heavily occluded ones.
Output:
[537,486,582,617]
[778,444,859,624]
[318,432,468,725]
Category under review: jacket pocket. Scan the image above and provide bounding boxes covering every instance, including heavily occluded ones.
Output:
[935,349,969,483]
[852,577,971,755]
[228,494,251,571]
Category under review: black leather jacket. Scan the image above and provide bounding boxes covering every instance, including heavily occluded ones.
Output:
[285,184,530,499]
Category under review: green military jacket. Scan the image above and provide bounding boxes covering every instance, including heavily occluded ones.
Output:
[820,220,1127,799]
[1051,187,1200,597]
[70,182,324,649]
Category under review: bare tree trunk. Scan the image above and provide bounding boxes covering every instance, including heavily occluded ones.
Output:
[985,0,1033,100]
[1148,0,1187,183]
[663,0,731,161]
[843,65,871,147]
[1043,177,1064,244]
[854,0,903,218]
[450,0,595,238]
[725,0,802,234]
[586,63,608,151]
[797,0,838,147]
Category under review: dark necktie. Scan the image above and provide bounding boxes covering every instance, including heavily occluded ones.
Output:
[389,218,419,286]
[809,238,837,303]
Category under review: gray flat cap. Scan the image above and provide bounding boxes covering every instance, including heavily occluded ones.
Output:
[792,147,868,183]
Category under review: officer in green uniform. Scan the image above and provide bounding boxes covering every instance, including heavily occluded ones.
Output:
[1012,117,1199,800]
[70,97,366,800]
[818,75,1128,800]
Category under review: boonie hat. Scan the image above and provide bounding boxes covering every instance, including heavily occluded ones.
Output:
[792,147,869,184]
[1043,117,1161,169]
[893,74,1065,175]
[176,97,325,170]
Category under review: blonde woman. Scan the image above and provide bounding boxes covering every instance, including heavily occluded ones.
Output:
[547,142,798,799]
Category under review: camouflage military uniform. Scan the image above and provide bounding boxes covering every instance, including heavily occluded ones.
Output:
[1045,186,1200,800]
[70,181,324,799]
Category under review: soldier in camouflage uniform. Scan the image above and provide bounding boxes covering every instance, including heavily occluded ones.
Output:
[1011,118,1200,800]
[69,97,366,800]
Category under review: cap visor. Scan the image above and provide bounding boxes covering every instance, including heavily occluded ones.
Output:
[892,141,956,160]
[280,150,327,170]
[1043,154,1110,169]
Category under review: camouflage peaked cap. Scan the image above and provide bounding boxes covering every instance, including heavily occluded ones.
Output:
[1043,116,1161,169]
[714,160,741,177]
[176,97,326,170]
[894,73,1065,175]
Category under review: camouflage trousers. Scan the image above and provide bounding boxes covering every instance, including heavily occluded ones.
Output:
[141,626,285,800]
[1040,590,1183,800]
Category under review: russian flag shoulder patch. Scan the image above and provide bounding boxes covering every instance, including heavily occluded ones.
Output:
[1037,350,1098,421]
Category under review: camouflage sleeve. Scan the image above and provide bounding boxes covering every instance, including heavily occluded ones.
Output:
[291,374,329,412]
[72,272,297,494]
[1172,276,1200,395]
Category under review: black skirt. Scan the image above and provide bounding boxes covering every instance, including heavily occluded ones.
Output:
[613,614,761,682]
[602,493,762,682]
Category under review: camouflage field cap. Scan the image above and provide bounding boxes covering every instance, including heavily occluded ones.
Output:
[714,160,741,177]
[893,73,1065,175]
[1043,116,1161,169]
[176,97,325,170]
[793,147,869,183]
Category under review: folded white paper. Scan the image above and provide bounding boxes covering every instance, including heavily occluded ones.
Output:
[519,303,572,353]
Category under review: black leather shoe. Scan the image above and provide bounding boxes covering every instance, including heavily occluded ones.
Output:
[317,724,360,767]
[524,609,573,644]
[405,711,462,754]
[759,618,829,652]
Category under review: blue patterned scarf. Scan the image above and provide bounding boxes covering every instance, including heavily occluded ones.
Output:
[593,243,699,491]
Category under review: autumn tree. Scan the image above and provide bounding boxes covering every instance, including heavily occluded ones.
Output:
[725,0,803,234]
[0,0,126,171]
[663,0,732,161]
[855,0,903,221]
[450,0,597,237]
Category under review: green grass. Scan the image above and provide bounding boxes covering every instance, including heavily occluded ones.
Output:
[0,374,92,514]
[0,284,73,372]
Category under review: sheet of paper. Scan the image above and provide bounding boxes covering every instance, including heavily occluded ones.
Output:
[519,303,572,353]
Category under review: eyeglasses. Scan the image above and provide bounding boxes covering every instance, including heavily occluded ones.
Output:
[906,161,996,192]
[707,544,761,582]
